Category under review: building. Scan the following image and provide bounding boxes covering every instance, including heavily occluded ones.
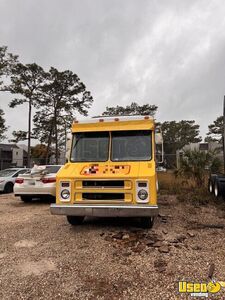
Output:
[176,142,223,169]
[0,143,28,170]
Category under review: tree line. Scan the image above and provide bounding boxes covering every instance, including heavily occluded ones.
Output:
[0,45,223,167]
[101,103,223,166]
[0,46,93,166]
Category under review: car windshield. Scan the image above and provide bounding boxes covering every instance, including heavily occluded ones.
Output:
[0,169,18,177]
[111,130,152,161]
[71,132,109,162]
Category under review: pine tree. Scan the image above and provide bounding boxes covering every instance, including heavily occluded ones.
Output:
[0,107,7,141]
[34,67,93,163]
[102,102,157,116]
[205,116,223,143]
[4,63,47,167]
[0,46,18,86]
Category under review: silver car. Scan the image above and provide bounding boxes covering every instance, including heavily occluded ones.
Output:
[0,168,30,193]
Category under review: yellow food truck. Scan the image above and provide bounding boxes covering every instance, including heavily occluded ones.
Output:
[50,115,159,228]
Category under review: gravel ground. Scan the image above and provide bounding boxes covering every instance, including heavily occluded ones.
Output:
[0,193,225,300]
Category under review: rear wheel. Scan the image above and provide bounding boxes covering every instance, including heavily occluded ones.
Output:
[214,181,220,198]
[140,217,154,229]
[20,196,33,203]
[67,216,84,226]
[4,182,13,194]
[208,179,214,193]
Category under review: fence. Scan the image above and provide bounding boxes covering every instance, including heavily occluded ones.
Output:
[0,153,224,171]
[0,157,66,170]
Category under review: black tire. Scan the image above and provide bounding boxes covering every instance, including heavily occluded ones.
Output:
[67,216,84,226]
[20,196,33,203]
[140,217,154,229]
[208,179,214,194]
[214,180,220,198]
[4,182,14,194]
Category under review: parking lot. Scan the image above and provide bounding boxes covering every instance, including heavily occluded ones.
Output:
[0,193,225,299]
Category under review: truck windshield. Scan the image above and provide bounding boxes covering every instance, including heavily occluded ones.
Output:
[111,130,152,161]
[70,132,109,162]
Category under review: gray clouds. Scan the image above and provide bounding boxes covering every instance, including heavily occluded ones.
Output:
[0,0,225,139]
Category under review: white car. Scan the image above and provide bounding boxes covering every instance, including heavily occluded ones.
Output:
[0,168,30,193]
[14,165,62,202]
[156,166,167,172]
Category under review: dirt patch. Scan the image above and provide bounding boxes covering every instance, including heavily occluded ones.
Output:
[0,193,225,299]
[16,260,57,276]
[14,240,37,248]
[0,253,7,259]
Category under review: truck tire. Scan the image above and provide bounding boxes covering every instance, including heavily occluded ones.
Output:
[214,181,220,198]
[208,179,214,193]
[140,217,154,229]
[67,216,84,226]
[20,196,33,202]
[4,182,13,194]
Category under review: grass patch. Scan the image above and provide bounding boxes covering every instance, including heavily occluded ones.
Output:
[158,171,220,207]
[158,171,189,195]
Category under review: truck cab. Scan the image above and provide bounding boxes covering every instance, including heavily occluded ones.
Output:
[50,115,159,228]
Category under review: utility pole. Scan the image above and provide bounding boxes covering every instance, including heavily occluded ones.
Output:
[223,95,225,172]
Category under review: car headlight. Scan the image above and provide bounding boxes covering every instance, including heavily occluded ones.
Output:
[61,189,70,200]
[138,189,148,200]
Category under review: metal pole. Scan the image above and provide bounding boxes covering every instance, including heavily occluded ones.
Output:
[223,96,225,172]
[64,122,67,164]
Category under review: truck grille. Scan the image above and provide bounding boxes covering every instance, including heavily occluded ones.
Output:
[82,180,124,189]
[82,193,124,201]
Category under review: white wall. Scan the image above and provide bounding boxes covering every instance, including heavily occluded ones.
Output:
[12,148,24,167]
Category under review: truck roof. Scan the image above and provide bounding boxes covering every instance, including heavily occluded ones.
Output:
[75,115,153,123]
[72,115,155,132]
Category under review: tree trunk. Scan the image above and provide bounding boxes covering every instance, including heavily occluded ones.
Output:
[27,99,32,168]
[45,122,53,165]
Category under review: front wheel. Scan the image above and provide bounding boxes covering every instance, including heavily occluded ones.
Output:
[140,217,154,229]
[67,216,84,226]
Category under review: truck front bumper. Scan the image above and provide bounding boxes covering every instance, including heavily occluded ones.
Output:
[50,204,159,217]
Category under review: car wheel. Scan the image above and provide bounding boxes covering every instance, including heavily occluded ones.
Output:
[140,217,154,229]
[4,182,13,194]
[67,216,84,225]
[20,196,33,203]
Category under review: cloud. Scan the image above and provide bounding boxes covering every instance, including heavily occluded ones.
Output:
[0,0,225,141]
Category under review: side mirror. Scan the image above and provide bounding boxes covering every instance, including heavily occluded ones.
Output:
[155,127,164,164]
[155,127,163,144]
[66,134,72,161]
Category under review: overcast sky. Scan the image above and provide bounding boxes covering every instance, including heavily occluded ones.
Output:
[0,0,225,142]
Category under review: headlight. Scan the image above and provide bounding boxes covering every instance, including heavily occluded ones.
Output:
[61,189,70,200]
[138,189,148,200]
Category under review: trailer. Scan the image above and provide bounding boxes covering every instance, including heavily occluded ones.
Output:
[208,97,225,198]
